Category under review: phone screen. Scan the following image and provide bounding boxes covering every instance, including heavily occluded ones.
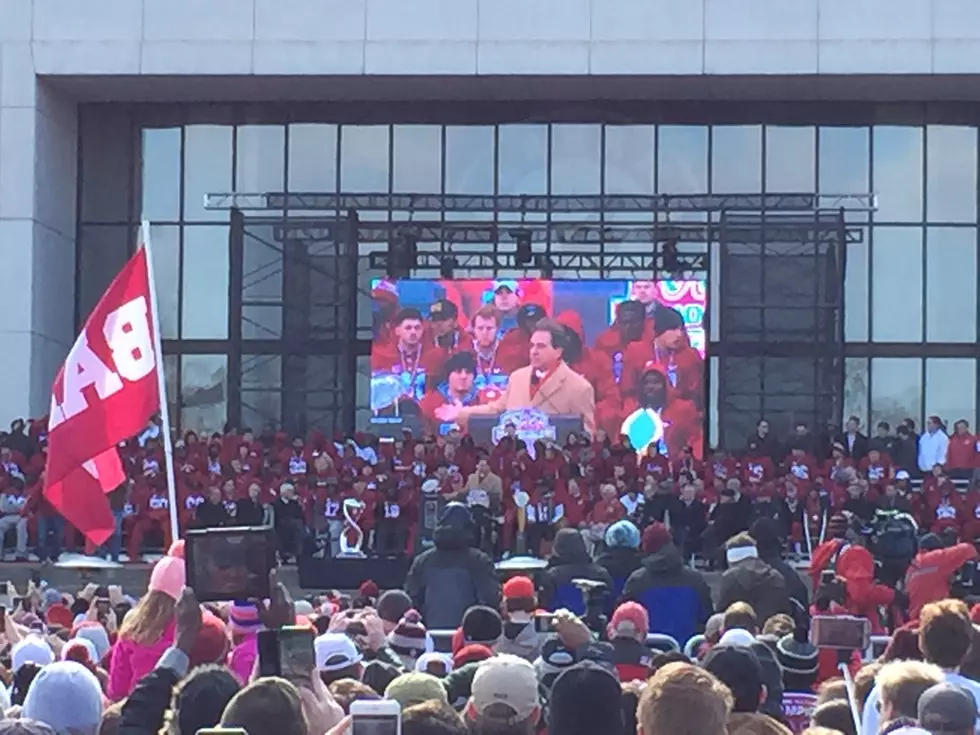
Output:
[278,628,315,682]
[352,714,399,735]
[811,616,870,650]
[533,614,556,634]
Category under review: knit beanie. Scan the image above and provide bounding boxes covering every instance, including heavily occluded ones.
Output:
[826,513,849,540]
[533,638,577,695]
[228,602,263,636]
[71,622,111,663]
[548,661,624,735]
[387,610,430,658]
[12,636,55,673]
[605,520,641,550]
[641,522,672,554]
[776,629,819,681]
[377,590,413,626]
[189,611,230,668]
[148,556,186,600]
[461,605,503,646]
[22,661,103,735]
[453,644,493,669]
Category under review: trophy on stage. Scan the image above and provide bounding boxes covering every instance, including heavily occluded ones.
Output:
[338,498,367,558]
[513,489,530,556]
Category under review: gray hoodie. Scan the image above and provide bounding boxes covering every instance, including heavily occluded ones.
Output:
[495,617,542,661]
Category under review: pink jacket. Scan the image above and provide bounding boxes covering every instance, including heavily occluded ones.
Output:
[107,620,176,701]
[228,635,257,684]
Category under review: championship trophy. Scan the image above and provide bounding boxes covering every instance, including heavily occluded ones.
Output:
[338,497,367,558]
[513,489,530,556]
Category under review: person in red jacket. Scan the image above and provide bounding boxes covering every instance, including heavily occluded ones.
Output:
[592,300,648,386]
[420,299,474,377]
[468,304,509,392]
[620,307,704,408]
[860,448,893,489]
[418,351,503,434]
[554,310,623,436]
[947,419,978,476]
[127,478,172,562]
[741,442,776,485]
[784,445,819,490]
[905,533,979,620]
[809,513,896,633]
[370,307,432,407]
[619,363,702,460]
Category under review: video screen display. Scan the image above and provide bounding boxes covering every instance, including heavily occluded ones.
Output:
[370,279,706,459]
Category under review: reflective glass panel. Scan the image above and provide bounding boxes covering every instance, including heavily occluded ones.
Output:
[77,225,131,326]
[498,125,547,195]
[658,126,708,194]
[604,126,655,194]
[871,227,923,342]
[288,124,338,192]
[819,127,869,194]
[181,225,229,339]
[445,126,494,195]
[148,224,180,339]
[765,126,815,192]
[870,357,923,431]
[141,128,181,221]
[711,125,762,193]
[927,126,977,223]
[180,354,228,434]
[183,125,232,222]
[236,125,285,193]
[393,125,442,193]
[926,227,978,343]
[843,357,870,429]
[340,126,390,193]
[873,126,923,222]
[925,358,976,430]
[551,124,601,195]
[844,235,869,341]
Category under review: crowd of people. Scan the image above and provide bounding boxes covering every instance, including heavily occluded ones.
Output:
[0,409,979,564]
[0,511,976,735]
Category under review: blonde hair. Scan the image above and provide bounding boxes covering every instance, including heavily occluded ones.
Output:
[117,590,176,645]
[638,662,732,735]
[877,660,944,722]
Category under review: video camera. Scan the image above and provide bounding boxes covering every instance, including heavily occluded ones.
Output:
[572,578,608,640]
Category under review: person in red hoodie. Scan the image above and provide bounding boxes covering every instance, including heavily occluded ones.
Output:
[592,300,648,386]
[127,477,172,562]
[607,601,654,682]
[371,278,401,349]
[554,310,623,436]
[905,533,978,620]
[620,306,703,408]
[947,419,978,478]
[619,363,702,460]
[370,307,432,407]
[420,299,474,377]
[418,351,503,435]
[784,444,819,491]
[859,448,893,489]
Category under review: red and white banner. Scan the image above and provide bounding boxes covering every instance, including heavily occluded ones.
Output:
[44,247,160,545]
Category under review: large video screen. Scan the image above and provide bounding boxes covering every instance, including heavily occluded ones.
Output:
[370,279,706,459]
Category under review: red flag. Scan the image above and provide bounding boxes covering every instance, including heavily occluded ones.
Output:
[44,248,160,545]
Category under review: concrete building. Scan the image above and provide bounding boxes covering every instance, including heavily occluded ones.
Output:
[2,0,979,447]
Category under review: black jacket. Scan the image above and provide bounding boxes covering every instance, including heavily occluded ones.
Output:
[273,497,305,525]
[749,517,809,615]
[539,528,614,609]
[717,557,793,624]
[641,492,682,527]
[711,495,752,543]
[621,543,712,646]
[595,546,643,585]
[404,518,500,629]
[841,431,869,461]
[120,666,178,735]
[869,434,900,459]
[195,500,230,528]
[672,498,708,539]
[236,498,265,526]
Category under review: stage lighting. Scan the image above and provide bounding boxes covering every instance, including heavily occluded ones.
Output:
[439,256,457,280]
[513,229,533,266]
[387,229,419,279]
[660,238,679,272]
[534,253,554,279]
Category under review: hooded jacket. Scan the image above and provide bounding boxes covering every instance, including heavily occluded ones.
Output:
[404,508,501,629]
[621,543,712,648]
[495,618,542,662]
[717,557,793,625]
[540,528,614,612]
[595,546,643,589]
[727,712,793,735]
[810,538,894,632]
[750,518,810,616]
[620,363,703,458]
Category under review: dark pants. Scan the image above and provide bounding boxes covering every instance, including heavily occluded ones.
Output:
[276,520,306,560]
[37,516,64,563]
[375,520,406,555]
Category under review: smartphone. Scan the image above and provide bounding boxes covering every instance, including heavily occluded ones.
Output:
[533,614,557,634]
[811,615,871,650]
[277,627,316,682]
[185,526,276,602]
[0,605,6,627]
[196,729,248,735]
[350,699,401,735]
[257,629,281,678]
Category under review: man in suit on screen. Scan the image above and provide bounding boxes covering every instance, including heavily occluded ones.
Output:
[435,319,596,437]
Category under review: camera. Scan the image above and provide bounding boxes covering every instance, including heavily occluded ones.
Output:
[571,578,608,640]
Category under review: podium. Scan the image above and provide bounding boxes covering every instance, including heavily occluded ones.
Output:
[468,411,583,451]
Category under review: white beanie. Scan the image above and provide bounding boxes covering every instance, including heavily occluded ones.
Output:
[60,638,98,663]
[73,624,111,662]
[718,628,757,648]
[12,635,55,672]
[22,661,103,735]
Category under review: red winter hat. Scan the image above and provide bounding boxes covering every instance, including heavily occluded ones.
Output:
[607,601,649,640]
[189,611,230,668]
[359,580,380,601]
[45,604,74,630]
[502,576,535,600]
[642,522,672,554]
[970,604,980,625]
[452,643,493,669]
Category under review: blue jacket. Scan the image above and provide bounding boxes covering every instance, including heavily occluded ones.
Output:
[621,543,712,649]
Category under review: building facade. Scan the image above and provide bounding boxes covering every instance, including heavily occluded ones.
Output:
[2,0,980,448]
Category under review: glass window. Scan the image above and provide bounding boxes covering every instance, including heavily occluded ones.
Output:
[711,126,762,193]
[183,125,233,222]
[844,236,869,341]
[873,126,923,223]
[241,354,282,432]
[236,125,285,193]
[445,126,494,195]
[765,126,815,192]
[180,354,228,434]
[163,354,179,430]
[288,124,338,193]
[658,126,708,194]
[843,357,870,429]
[393,126,442,193]
[926,227,978,342]
[340,126,390,193]
[181,225,229,339]
[819,127,869,194]
[141,128,181,221]
[80,107,134,223]
[148,225,180,339]
[871,227,923,342]
[927,126,977,223]
[870,358,923,431]
[551,125,601,195]
[498,125,547,195]
[926,358,976,429]
[605,126,655,195]
[77,225,131,326]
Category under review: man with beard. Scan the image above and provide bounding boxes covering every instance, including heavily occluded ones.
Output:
[620,363,701,460]
[593,300,648,386]
[496,303,546,373]
[621,306,703,408]
[371,307,430,407]
[469,305,508,391]
[421,299,473,375]
[419,352,502,434]
[555,310,622,436]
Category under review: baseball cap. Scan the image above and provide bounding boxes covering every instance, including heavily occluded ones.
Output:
[493,280,521,294]
[702,645,764,713]
[314,632,363,672]
[896,470,911,480]
[502,576,535,600]
[429,299,459,321]
[468,654,540,724]
[607,602,649,640]
[918,683,979,733]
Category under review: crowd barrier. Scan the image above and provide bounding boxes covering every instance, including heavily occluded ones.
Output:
[428,629,894,663]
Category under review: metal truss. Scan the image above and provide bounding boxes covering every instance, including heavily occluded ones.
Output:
[206,191,877,214]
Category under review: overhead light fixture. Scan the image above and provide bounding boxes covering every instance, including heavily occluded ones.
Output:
[534,253,554,279]
[512,229,533,266]
[439,256,458,280]
[387,228,419,279]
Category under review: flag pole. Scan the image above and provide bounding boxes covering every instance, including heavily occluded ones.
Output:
[140,221,181,545]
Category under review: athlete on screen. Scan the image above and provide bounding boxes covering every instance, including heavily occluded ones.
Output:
[621,307,704,409]
[422,299,473,376]
[620,362,702,459]
[491,280,523,336]
[370,307,431,404]
[593,299,648,385]
[419,351,502,434]
[469,305,508,391]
